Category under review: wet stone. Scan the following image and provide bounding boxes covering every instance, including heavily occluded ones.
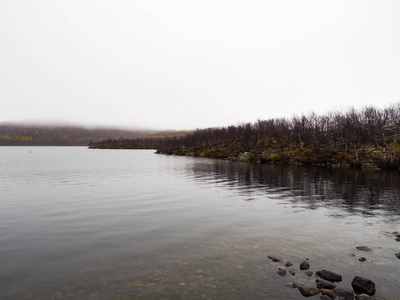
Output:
[277,268,286,277]
[316,278,336,290]
[287,282,298,288]
[300,260,310,270]
[351,276,376,296]
[298,285,320,297]
[320,288,337,299]
[316,270,342,282]
[358,257,366,262]
[285,261,293,267]
[395,252,400,259]
[356,246,372,251]
[396,237,400,242]
[320,296,331,300]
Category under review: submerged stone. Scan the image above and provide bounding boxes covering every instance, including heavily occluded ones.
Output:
[316,270,342,282]
[298,285,320,297]
[320,288,337,299]
[316,278,336,290]
[356,246,372,251]
[351,276,376,296]
[304,270,313,277]
[333,287,354,300]
[285,261,293,267]
[277,268,286,277]
[267,255,282,262]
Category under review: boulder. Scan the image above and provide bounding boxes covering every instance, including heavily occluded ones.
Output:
[316,278,336,289]
[298,285,320,297]
[316,270,342,282]
[333,287,354,300]
[351,276,376,296]
[300,260,310,270]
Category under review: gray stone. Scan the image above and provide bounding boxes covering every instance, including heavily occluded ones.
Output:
[356,246,372,251]
[316,270,342,282]
[300,260,310,270]
[320,296,331,300]
[298,285,320,297]
[333,287,354,300]
[316,278,336,289]
[351,276,376,296]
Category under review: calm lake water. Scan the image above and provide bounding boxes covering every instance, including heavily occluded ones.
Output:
[1,147,400,299]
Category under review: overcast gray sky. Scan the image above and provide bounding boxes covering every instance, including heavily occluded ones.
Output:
[1,1,399,130]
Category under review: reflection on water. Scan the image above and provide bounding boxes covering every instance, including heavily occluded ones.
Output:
[188,161,400,218]
[0,148,400,299]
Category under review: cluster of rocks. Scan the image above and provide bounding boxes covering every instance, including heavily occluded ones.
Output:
[267,251,378,300]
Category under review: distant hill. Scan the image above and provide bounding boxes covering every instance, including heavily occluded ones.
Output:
[0,124,186,146]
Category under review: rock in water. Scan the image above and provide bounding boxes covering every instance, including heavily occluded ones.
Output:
[300,260,310,270]
[316,270,342,282]
[298,285,320,297]
[351,276,376,296]
[356,246,372,251]
[304,270,313,277]
[395,252,400,259]
[285,261,293,267]
[333,287,354,300]
[358,257,366,262]
[320,288,337,300]
[267,255,282,262]
[277,268,286,276]
[316,278,336,290]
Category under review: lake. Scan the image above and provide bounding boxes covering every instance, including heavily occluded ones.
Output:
[0,147,399,299]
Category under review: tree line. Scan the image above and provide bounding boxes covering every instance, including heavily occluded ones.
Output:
[90,103,400,169]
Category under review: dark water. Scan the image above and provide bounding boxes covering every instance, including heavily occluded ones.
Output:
[0,147,399,299]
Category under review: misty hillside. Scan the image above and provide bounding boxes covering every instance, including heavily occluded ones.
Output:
[0,124,185,146]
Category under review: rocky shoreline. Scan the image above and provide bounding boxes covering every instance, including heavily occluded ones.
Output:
[156,150,391,170]
[267,232,400,299]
